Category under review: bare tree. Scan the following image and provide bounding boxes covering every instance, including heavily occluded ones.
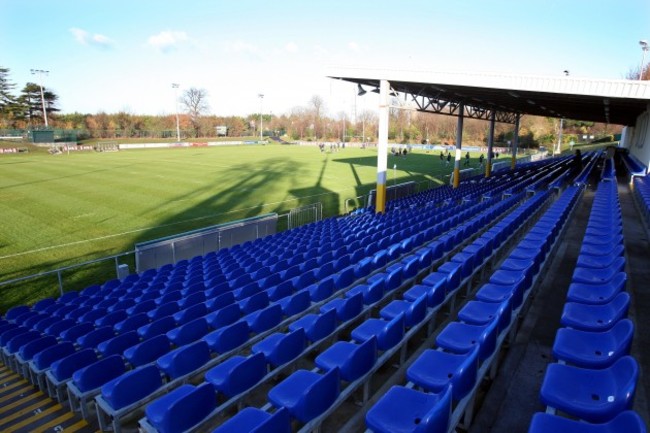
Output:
[309,95,325,138]
[182,87,209,137]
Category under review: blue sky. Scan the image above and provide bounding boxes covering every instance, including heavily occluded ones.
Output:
[2,0,649,117]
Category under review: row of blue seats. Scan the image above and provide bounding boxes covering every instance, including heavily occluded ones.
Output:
[91,181,532,430]
[633,175,650,229]
[131,190,538,432]
[365,184,585,433]
[573,151,602,186]
[602,156,616,181]
[169,190,555,433]
[530,181,646,432]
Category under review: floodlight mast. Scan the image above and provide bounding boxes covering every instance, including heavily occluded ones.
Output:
[30,69,49,127]
[555,70,570,155]
[258,94,264,142]
[640,40,649,81]
[172,83,181,142]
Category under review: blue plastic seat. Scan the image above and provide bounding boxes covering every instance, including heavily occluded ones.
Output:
[458,299,512,334]
[560,292,630,332]
[267,367,340,423]
[114,312,150,334]
[407,346,479,401]
[540,356,639,423]
[278,290,311,316]
[71,355,126,393]
[577,252,625,270]
[528,410,647,433]
[437,261,462,294]
[315,336,377,382]
[345,280,385,305]
[350,313,405,351]
[243,304,283,333]
[572,259,626,285]
[420,272,448,297]
[157,340,211,379]
[138,316,176,340]
[206,303,241,329]
[379,295,427,328]
[147,301,180,321]
[34,317,58,333]
[320,292,364,322]
[18,335,57,362]
[60,322,94,343]
[166,317,210,346]
[552,319,634,369]
[365,385,452,433]
[5,330,41,354]
[267,281,294,302]
[205,352,266,398]
[202,321,249,354]
[31,341,75,371]
[435,319,499,362]
[144,383,216,433]
[124,334,172,367]
[566,273,627,305]
[127,299,157,315]
[77,326,115,350]
[212,407,291,433]
[50,348,98,382]
[5,305,30,322]
[307,277,335,302]
[288,309,337,343]
[252,328,306,368]
[97,331,140,357]
[239,292,269,315]
[100,364,163,410]
[95,309,128,328]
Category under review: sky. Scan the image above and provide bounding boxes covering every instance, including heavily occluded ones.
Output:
[2,0,649,118]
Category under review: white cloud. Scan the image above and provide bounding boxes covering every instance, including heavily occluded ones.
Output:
[69,27,114,49]
[348,41,361,52]
[285,42,299,53]
[224,40,259,55]
[146,30,190,52]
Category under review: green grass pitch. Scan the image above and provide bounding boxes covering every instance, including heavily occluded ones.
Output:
[0,144,488,312]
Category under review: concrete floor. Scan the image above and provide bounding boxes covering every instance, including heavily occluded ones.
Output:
[469,175,650,432]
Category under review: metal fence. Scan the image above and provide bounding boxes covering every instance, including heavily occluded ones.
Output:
[287,202,323,229]
[135,214,278,273]
[366,181,417,207]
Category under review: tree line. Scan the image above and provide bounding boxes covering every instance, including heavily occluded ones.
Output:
[0,66,623,146]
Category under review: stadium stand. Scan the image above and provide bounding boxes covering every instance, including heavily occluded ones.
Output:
[1,151,648,433]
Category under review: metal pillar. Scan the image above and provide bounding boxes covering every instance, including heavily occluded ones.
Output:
[512,114,520,169]
[453,103,464,188]
[376,79,390,213]
[486,110,495,177]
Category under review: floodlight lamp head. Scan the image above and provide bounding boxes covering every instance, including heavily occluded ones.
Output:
[563,70,570,76]
[357,84,367,96]
[640,40,648,50]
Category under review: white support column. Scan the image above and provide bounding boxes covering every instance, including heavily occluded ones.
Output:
[486,110,496,177]
[453,102,464,188]
[512,113,520,169]
[376,79,390,213]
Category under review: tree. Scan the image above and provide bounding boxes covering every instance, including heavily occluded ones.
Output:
[181,87,209,137]
[308,95,325,139]
[17,82,59,126]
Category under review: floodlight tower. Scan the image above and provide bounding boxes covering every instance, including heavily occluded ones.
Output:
[171,83,181,141]
[640,40,649,80]
[556,70,570,155]
[258,94,264,142]
[30,69,49,127]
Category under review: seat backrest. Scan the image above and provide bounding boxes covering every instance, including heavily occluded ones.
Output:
[299,367,340,423]
[72,354,126,392]
[345,336,377,382]
[163,383,217,433]
[226,352,267,397]
[101,364,163,410]
[204,321,249,354]
[115,312,150,334]
[207,303,241,329]
[451,346,480,401]
[416,385,452,433]
[240,292,269,315]
[282,290,311,316]
[251,407,291,433]
[157,340,211,379]
[6,305,30,321]
[612,292,631,317]
[124,334,172,367]
[77,326,115,350]
[51,348,98,381]
[138,316,176,340]
[168,317,210,346]
[32,341,75,370]
[6,330,41,353]
[205,291,235,312]
[308,309,337,342]
[339,292,363,322]
[96,309,128,328]
[274,328,306,366]
[19,335,57,361]
[612,356,639,395]
[248,304,282,333]
[98,331,140,357]
[60,322,94,342]
[378,313,405,351]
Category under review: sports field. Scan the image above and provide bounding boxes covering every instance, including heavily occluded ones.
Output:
[0,143,488,312]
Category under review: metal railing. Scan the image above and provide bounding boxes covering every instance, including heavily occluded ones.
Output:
[287,202,322,229]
